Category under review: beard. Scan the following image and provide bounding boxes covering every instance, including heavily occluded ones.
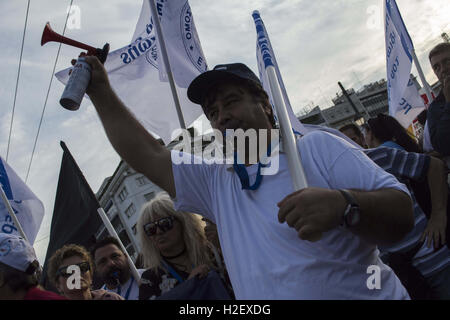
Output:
[102,265,131,287]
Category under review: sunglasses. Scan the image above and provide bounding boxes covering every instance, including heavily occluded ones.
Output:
[143,216,175,236]
[56,261,90,278]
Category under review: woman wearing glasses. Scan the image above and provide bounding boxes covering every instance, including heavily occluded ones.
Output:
[137,192,232,300]
[47,244,123,300]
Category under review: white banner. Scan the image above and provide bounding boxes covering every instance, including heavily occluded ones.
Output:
[394,76,425,128]
[252,11,308,136]
[149,0,208,87]
[0,157,44,244]
[384,0,423,128]
[56,0,206,144]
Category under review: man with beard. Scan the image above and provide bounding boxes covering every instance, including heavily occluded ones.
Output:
[91,237,144,300]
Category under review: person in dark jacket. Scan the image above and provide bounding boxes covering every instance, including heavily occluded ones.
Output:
[427,43,450,156]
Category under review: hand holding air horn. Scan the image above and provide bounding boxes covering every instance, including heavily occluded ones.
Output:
[41,22,110,110]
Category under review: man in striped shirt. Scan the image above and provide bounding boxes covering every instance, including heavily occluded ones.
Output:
[341,124,450,299]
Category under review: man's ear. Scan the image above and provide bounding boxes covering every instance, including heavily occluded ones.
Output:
[261,102,275,127]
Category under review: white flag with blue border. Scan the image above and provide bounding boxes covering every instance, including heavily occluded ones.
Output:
[384,0,424,128]
[394,75,426,128]
[252,10,308,136]
[0,157,44,244]
[56,0,205,144]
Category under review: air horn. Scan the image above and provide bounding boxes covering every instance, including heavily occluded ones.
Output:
[41,22,110,110]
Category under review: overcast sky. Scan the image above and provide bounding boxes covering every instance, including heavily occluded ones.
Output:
[1,0,449,262]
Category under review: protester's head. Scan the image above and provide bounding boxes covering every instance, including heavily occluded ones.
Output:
[187,63,276,134]
[339,123,367,148]
[366,113,420,152]
[137,192,212,273]
[429,43,450,84]
[91,237,130,287]
[47,244,94,299]
[0,234,40,299]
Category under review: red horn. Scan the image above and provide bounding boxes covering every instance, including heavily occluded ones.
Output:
[41,22,97,55]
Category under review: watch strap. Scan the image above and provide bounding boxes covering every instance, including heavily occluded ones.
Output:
[338,189,359,227]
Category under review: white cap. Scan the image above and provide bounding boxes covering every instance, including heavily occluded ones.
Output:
[0,233,38,273]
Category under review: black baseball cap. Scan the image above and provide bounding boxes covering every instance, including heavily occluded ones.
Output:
[187,63,261,105]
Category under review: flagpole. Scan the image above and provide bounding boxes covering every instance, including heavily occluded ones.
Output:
[266,66,308,190]
[253,11,307,191]
[411,49,434,104]
[97,208,141,284]
[148,0,186,129]
[0,183,28,242]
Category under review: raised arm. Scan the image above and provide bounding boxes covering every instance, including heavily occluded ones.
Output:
[84,55,175,197]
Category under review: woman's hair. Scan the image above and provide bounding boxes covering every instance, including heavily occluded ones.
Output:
[0,261,39,293]
[47,244,94,288]
[367,113,420,153]
[137,192,212,273]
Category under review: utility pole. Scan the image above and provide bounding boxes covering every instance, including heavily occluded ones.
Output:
[338,81,370,124]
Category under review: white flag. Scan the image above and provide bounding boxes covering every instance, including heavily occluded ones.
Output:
[384,0,423,128]
[56,0,206,144]
[150,0,208,87]
[394,75,425,128]
[252,11,308,136]
[0,157,44,244]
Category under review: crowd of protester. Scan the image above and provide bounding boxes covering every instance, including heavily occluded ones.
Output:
[0,42,449,300]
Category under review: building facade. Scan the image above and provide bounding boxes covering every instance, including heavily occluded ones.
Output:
[95,160,163,262]
[298,76,425,130]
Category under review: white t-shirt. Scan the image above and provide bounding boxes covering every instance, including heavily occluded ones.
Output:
[172,131,410,299]
[102,269,145,300]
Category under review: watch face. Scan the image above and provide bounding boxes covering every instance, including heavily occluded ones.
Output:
[346,207,360,227]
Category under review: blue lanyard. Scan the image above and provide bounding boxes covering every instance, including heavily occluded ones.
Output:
[233,144,271,190]
[116,277,134,300]
[161,261,185,283]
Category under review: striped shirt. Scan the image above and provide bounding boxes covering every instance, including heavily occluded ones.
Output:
[364,147,450,278]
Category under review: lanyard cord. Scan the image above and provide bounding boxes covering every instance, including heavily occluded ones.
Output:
[233,144,272,190]
[113,277,134,300]
[161,260,185,283]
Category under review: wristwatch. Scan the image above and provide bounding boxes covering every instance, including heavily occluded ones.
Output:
[338,189,361,228]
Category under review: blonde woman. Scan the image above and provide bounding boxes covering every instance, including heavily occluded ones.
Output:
[137,192,230,300]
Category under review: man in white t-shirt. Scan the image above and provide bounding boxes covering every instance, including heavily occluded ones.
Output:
[83,56,414,299]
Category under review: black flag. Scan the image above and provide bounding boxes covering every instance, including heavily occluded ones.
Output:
[41,141,103,291]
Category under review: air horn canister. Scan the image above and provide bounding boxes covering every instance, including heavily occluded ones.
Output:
[41,22,109,110]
